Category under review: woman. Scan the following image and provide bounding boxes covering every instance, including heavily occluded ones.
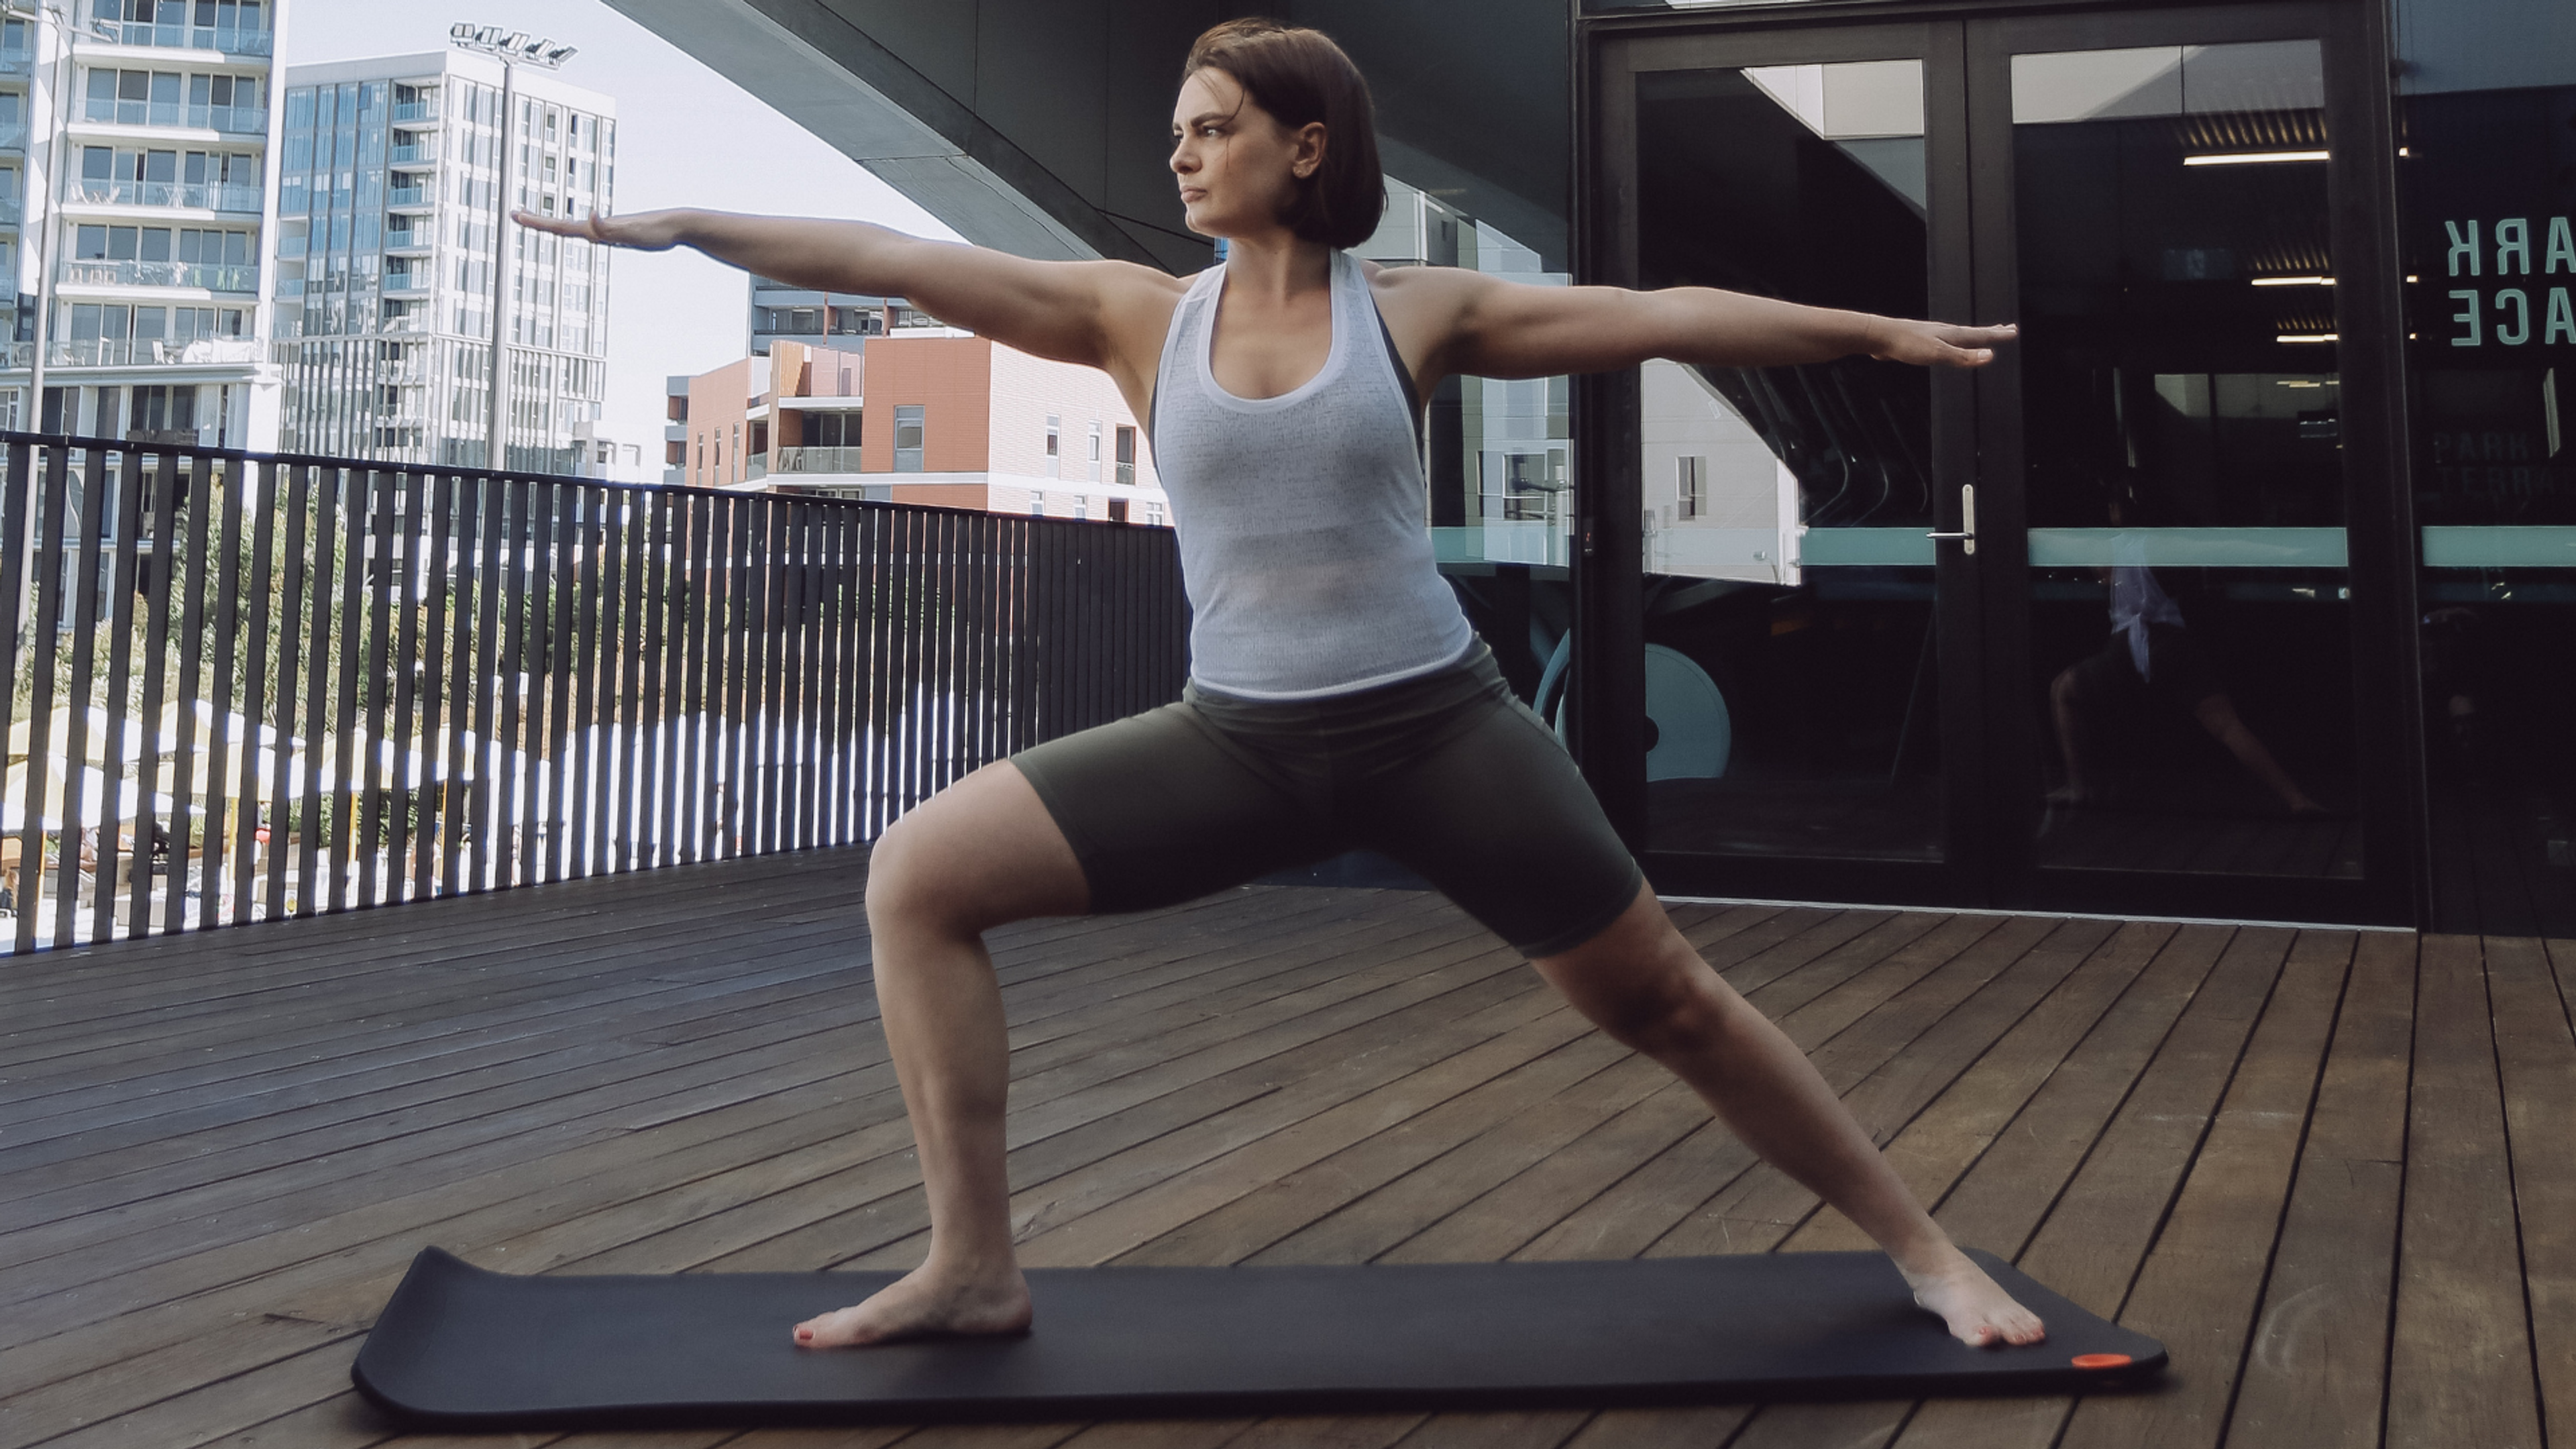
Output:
[521,18,2040,1353]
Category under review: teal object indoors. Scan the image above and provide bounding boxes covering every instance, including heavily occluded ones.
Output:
[1644,644,1729,781]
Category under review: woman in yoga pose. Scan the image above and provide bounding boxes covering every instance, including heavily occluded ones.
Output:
[519,18,2040,1352]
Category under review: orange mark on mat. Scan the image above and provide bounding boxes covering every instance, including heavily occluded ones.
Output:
[2071,1353,2133,1370]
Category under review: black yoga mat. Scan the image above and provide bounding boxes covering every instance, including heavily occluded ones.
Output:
[353,1246,2165,1428]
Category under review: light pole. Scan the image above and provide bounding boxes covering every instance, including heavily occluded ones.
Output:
[447,25,575,472]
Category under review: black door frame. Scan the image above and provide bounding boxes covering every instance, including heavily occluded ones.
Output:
[1574,0,2422,924]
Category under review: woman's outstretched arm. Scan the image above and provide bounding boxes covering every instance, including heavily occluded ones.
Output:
[1377,264,2014,387]
[515,207,1178,372]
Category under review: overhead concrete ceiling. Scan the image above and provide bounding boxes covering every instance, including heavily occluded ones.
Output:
[602,0,1569,272]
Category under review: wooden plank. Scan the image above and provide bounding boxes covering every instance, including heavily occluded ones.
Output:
[1648,915,2082,1253]
[2224,930,2416,1447]
[3,885,1439,1197]
[1782,920,2178,1254]
[2492,934,2576,1448]
[1,914,1540,1423]
[2053,929,2354,1448]
[1220,1053,1672,1268]
[1722,1399,1910,1449]
[1244,916,2010,1272]
[1506,915,2060,1265]
[1557,1407,1754,1448]
[10,918,1535,1371]
[3,888,1439,1215]
[1888,924,2279,1449]
[2385,934,2542,1449]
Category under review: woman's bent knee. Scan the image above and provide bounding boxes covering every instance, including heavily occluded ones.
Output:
[863,763,1089,936]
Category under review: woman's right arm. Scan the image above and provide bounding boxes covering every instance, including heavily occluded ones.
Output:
[517,207,1177,374]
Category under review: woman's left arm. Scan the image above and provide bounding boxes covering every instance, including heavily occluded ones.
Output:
[1383,266,2015,388]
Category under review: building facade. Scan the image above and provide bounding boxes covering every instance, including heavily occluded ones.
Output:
[272,49,613,472]
[676,333,1166,525]
[1,0,283,448]
[747,272,888,356]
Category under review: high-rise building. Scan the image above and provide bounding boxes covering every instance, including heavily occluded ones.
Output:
[273,49,612,472]
[1,0,284,447]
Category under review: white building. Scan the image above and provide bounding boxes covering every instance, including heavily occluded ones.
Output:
[1,0,283,447]
[747,272,888,357]
[274,48,612,472]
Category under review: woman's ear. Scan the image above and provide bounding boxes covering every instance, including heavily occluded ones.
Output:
[1292,121,1327,180]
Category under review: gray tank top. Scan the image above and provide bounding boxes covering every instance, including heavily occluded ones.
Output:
[1150,249,1477,700]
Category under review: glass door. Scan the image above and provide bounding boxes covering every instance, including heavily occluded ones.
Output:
[1594,23,1990,906]
[1968,4,2404,920]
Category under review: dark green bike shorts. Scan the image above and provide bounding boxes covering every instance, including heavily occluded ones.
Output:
[1008,641,1646,959]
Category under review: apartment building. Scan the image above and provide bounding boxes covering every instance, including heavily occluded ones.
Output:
[1,0,282,447]
[273,48,612,472]
[673,333,1165,525]
[747,272,888,356]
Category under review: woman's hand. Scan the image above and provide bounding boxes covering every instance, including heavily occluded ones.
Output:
[512,207,690,252]
[1866,317,2019,368]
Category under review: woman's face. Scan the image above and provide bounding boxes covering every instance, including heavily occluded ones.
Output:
[1169,67,1324,242]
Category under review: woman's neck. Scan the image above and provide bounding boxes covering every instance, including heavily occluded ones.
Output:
[1218,232,1333,305]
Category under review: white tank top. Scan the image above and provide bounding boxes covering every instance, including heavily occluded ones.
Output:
[1149,249,1478,700]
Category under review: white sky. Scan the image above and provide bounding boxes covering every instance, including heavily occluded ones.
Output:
[280,0,963,463]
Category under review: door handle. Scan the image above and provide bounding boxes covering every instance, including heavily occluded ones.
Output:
[1926,484,1977,555]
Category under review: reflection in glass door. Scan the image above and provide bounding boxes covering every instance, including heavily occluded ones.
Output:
[1612,54,1955,865]
[2001,39,2363,879]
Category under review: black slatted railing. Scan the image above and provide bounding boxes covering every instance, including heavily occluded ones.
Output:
[0,432,1187,951]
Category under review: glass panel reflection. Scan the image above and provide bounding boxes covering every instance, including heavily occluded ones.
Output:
[1627,59,1943,862]
[2013,39,2361,877]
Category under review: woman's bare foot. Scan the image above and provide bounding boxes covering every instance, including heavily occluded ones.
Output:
[792,1263,1033,1348]
[1899,1250,2047,1348]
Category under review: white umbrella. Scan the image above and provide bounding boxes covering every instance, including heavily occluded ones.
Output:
[2,757,168,831]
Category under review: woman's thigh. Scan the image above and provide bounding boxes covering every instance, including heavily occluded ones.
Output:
[1008,703,1334,914]
[1348,694,1644,959]
[867,759,1091,933]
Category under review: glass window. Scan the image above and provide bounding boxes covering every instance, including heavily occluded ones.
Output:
[2008,40,2353,875]
[894,404,925,472]
[1629,59,1938,860]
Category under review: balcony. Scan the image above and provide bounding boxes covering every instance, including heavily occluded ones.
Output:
[83,17,276,54]
[45,335,262,366]
[0,48,30,77]
[380,270,431,297]
[62,176,264,212]
[773,443,867,474]
[78,99,268,133]
[386,184,433,210]
[58,258,258,291]
[383,229,433,254]
[392,97,439,124]
[0,195,19,226]
[389,138,439,166]
[0,118,25,149]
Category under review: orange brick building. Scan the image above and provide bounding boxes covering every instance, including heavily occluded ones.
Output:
[670,331,1165,526]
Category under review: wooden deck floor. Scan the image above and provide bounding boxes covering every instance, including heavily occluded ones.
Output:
[5,849,2571,1449]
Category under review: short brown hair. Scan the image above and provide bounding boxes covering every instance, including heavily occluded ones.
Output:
[1184,19,1385,250]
